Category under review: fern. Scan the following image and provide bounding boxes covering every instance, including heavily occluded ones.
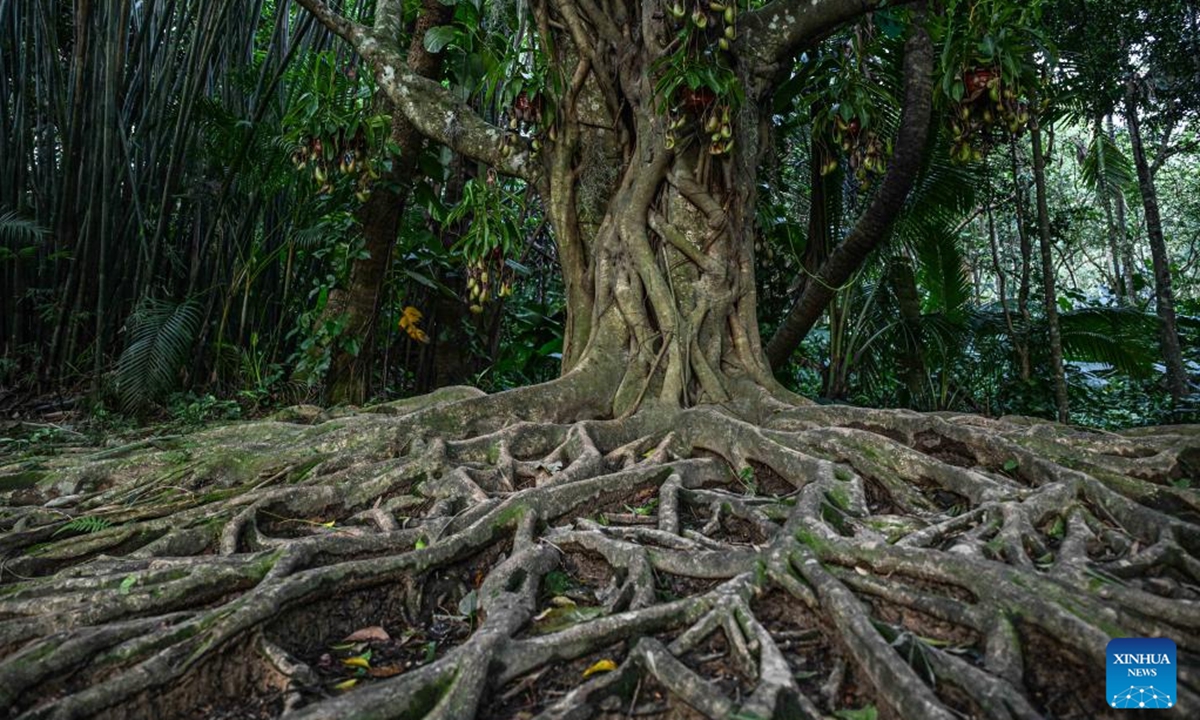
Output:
[117,297,203,411]
[0,210,48,246]
[52,516,113,537]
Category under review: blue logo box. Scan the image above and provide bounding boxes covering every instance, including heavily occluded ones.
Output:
[1106,638,1177,710]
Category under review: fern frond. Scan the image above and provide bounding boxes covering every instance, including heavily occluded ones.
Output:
[117,297,203,411]
[52,516,113,537]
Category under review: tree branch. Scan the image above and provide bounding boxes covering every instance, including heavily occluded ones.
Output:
[292,0,538,180]
[741,0,905,72]
[766,6,934,370]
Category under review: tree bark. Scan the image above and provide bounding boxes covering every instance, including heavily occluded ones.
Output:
[1030,116,1070,424]
[1125,81,1189,404]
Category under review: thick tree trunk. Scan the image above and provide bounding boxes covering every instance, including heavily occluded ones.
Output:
[1125,84,1189,404]
[1030,117,1070,424]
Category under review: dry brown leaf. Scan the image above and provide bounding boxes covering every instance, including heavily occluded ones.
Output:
[343,626,390,643]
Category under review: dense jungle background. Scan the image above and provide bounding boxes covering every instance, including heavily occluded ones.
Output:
[1,0,1198,434]
[2,1,1199,719]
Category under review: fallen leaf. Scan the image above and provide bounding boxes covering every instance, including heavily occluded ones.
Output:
[582,659,617,678]
[854,566,869,576]
[333,678,358,691]
[343,626,390,643]
[368,665,404,678]
[549,595,576,608]
[533,605,605,634]
[342,656,371,669]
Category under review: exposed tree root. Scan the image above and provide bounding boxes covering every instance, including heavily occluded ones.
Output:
[2,386,1198,719]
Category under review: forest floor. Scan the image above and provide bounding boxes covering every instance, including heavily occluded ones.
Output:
[1,387,1198,720]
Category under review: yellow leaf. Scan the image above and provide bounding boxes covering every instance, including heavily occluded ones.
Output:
[333,678,358,691]
[342,656,371,669]
[582,659,617,679]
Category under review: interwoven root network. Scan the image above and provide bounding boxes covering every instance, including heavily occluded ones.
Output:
[1,384,1198,719]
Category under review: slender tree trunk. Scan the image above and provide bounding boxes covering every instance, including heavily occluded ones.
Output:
[986,201,1027,381]
[1008,138,1034,383]
[1030,116,1069,424]
[1094,114,1125,303]
[322,0,452,405]
[1125,82,1189,404]
[888,256,926,407]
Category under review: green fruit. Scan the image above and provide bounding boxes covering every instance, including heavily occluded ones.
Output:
[724,7,735,23]
[718,37,730,51]
[692,10,707,28]
[724,25,735,39]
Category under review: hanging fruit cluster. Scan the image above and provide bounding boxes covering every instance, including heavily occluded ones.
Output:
[668,2,739,50]
[660,2,740,156]
[825,114,890,184]
[291,127,379,201]
[949,67,1031,162]
[464,248,515,315]
[500,90,550,159]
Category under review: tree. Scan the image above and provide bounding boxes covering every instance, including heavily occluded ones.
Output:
[1,2,1198,719]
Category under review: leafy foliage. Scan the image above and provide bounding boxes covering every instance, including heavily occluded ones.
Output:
[117,298,203,412]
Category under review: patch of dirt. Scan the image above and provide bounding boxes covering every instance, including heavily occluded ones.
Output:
[751,592,875,714]
[1019,622,1121,719]
[862,476,900,515]
[678,628,755,699]
[913,431,978,468]
[748,460,795,496]
[85,636,286,720]
[481,642,629,719]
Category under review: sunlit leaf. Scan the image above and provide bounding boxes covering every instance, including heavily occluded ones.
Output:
[582,659,617,678]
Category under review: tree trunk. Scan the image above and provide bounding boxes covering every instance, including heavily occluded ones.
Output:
[1094,115,1126,303]
[1110,116,1138,303]
[1125,82,1189,404]
[1030,116,1070,424]
[322,0,453,405]
[1008,137,1034,383]
[888,255,926,406]
[765,22,934,370]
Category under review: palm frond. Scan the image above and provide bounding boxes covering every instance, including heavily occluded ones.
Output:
[1059,307,1159,377]
[1079,129,1134,195]
[117,297,203,411]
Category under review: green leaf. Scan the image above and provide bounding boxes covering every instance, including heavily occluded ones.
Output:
[53,516,113,537]
[1003,459,1019,472]
[119,574,137,595]
[423,26,458,54]
[532,605,605,634]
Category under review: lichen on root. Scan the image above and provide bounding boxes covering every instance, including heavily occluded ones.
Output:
[1,385,1198,720]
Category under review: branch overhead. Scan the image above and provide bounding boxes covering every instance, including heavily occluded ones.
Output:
[292,0,537,180]
[741,0,906,71]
